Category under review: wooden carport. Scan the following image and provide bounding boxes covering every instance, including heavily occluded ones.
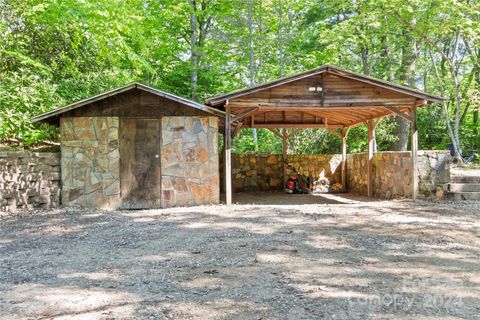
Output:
[205,65,444,205]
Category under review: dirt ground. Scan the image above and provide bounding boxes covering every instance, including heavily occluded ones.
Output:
[0,193,479,320]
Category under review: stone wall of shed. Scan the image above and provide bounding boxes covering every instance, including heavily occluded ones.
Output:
[60,117,120,209]
[161,116,219,207]
[0,152,60,211]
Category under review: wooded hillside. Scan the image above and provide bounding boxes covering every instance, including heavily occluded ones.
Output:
[1,0,478,158]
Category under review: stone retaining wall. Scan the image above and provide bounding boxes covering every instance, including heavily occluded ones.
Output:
[347,150,451,198]
[0,151,60,211]
[226,150,451,198]
[227,154,342,192]
[347,152,413,198]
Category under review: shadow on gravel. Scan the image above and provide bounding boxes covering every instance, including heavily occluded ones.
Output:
[0,202,479,319]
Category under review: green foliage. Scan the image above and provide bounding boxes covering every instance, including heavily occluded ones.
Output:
[0,0,478,152]
[233,129,282,154]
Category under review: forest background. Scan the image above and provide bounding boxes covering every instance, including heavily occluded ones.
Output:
[1,0,478,159]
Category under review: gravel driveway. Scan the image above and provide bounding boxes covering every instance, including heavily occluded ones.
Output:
[0,194,479,319]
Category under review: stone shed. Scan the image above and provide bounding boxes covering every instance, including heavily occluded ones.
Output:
[33,83,224,209]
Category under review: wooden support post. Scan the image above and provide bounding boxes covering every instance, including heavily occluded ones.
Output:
[411,106,418,200]
[222,132,226,194]
[341,127,350,190]
[283,128,287,185]
[225,102,232,205]
[367,120,375,197]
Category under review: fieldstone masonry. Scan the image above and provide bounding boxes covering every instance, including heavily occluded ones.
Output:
[227,154,342,192]
[347,152,413,198]
[227,151,450,198]
[0,151,60,211]
[347,151,451,198]
[61,117,120,209]
[161,117,219,207]
[1,144,449,212]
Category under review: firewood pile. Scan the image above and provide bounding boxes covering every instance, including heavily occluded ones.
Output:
[312,170,344,193]
[284,165,344,194]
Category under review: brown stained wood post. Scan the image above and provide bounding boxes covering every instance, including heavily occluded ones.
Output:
[367,120,375,197]
[341,127,350,189]
[283,128,287,185]
[411,105,418,200]
[222,132,226,194]
[225,102,232,205]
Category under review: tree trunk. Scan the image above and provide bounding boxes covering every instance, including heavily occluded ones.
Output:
[189,0,198,102]
[248,0,255,87]
[392,28,417,151]
[360,49,377,151]
[247,0,258,150]
[276,0,285,77]
[391,119,409,151]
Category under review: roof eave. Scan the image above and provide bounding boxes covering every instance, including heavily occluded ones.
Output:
[31,83,139,123]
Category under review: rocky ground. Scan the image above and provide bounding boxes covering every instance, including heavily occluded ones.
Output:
[0,193,479,319]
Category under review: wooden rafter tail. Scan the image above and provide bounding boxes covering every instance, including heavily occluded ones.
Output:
[415,99,428,106]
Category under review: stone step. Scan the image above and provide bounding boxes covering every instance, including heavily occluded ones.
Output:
[450,175,480,183]
[447,183,480,192]
[448,192,480,201]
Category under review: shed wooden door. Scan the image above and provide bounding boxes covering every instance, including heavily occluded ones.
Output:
[119,118,161,209]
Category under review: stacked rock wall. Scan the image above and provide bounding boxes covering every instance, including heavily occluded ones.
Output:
[0,151,60,211]
[161,116,219,207]
[417,150,452,192]
[227,154,342,192]
[346,152,413,198]
[226,151,450,198]
[346,150,451,198]
[60,117,120,209]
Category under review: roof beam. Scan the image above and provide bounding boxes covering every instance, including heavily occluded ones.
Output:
[267,128,283,139]
[230,107,259,123]
[326,128,342,138]
[229,102,416,109]
[250,123,343,129]
[383,106,413,122]
[232,122,243,138]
